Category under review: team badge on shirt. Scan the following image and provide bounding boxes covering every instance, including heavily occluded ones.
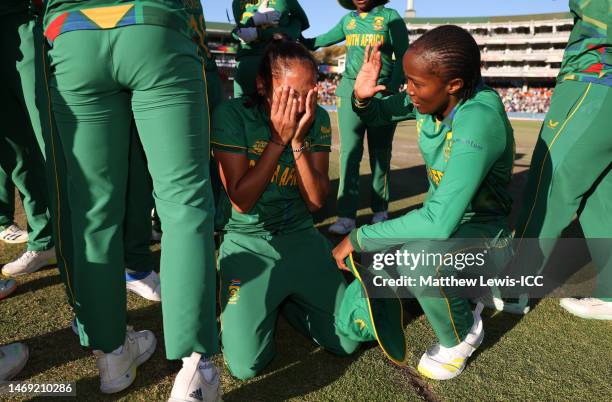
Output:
[373,17,385,31]
[249,140,269,155]
[347,18,356,30]
[228,280,241,305]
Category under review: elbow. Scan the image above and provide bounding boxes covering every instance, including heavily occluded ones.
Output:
[306,201,324,213]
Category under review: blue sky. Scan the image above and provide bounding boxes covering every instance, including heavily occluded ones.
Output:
[202,0,570,36]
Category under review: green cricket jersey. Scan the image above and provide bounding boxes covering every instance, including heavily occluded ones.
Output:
[43,0,202,42]
[232,0,310,58]
[558,0,611,86]
[302,5,409,96]
[349,87,515,252]
[211,98,332,236]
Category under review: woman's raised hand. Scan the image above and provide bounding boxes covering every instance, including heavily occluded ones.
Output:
[354,43,386,100]
[294,87,318,147]
[270,86,298,145]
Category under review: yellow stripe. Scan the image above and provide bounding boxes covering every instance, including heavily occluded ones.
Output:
[349,253,408,366]
[201,62,211,158]
[583,14,607,30]
[210,141,247,150]
[41,44,75,304]
[518,83,593,241]
[434,245,483,344]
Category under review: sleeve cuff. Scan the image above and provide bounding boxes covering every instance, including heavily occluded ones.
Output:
[352,92,371,109]
[348,228,363,252]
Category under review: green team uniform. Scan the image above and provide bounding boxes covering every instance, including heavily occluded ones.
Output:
[125,2,225,269]
[43,0,217,359]
[0,1,54,251]
[349,87,515,347]
[303,4,409,219]
[0,168,15,228]
[212,98,359,380]
[232,0,309,97]
[513,0,612,301]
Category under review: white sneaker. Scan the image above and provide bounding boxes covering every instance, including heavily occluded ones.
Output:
[126,271,161,302]
[169,352,222,402]
[0,343,29,381]
[2,247,56,277]
[417,303,484,380]
[0,224,28,244]
[94,326,156,394]
[0,278,17,300]
[560,298,612,320]
[371,211,389,224]
[328,217,356,235]
[493,293,530,315]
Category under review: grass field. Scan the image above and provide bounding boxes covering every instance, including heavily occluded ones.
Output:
[1,118,611,401]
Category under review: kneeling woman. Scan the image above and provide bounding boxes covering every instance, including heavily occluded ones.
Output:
[333,26,515,380]
[211,38,359,380]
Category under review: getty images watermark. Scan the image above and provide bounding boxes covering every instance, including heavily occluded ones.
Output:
[354,238,610,299]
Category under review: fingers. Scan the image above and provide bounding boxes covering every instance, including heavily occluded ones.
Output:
[364,44,371,64]
[276,86,290,118]
[284,89,297,126]
[271,86,282,116]
[306,88,316,116]
[374,85,387,94]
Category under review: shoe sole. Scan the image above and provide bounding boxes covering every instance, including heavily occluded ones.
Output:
[126,285,161,302]
[1,346,29,381]
[559,302,612,320]
[2,259,57,277]
[0,282,17,301]
[418,329,485,381]
[99,336,157,394]
[168,391,223,402]
[0,237,28,245]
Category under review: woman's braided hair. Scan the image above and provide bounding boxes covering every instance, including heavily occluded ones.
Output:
[409,25,482,100]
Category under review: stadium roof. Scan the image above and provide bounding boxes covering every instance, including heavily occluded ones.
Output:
[405,12,572,24]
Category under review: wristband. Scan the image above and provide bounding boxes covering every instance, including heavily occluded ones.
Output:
[292,144,306,153]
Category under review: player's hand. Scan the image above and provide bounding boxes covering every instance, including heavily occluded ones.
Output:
[253,0,281,26]
[333,236,355,271]
[354,43,386,100]
[270,86,298,145]
[236,27,258,43]
[293,87,318,148]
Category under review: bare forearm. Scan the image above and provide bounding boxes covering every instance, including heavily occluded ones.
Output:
[293,151,330,211]
[227,144,285,212]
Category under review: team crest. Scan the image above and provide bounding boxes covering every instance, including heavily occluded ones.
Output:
[320,125,332,138]
[373,17,385,31]
[249,140,268,155]
[228,280,241,305]
[346,18,356,30]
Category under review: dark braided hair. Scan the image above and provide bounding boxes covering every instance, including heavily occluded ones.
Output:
[250,33,318,106]
[409,25,482,100]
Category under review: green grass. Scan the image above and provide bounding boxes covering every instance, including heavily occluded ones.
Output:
[1,119,611,401]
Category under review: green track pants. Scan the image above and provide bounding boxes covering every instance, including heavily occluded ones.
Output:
[0,168,15,228]
[514,81,612,301]
[395,223,512,347]
[0,11,53,251]
[336,93,396,219]
[47,25,217,358]
[218,228,359,380]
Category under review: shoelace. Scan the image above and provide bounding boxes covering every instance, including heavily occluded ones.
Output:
[15,251,39,263]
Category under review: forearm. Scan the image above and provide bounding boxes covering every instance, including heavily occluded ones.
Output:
[225,144,285,213]
[293,151,330,211]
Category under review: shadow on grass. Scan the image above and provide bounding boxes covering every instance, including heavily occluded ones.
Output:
[223,316,365,402]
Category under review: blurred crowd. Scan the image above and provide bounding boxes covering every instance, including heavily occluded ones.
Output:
[317,75,553,114]
[317,75,340,106]
[495,87,553,114]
